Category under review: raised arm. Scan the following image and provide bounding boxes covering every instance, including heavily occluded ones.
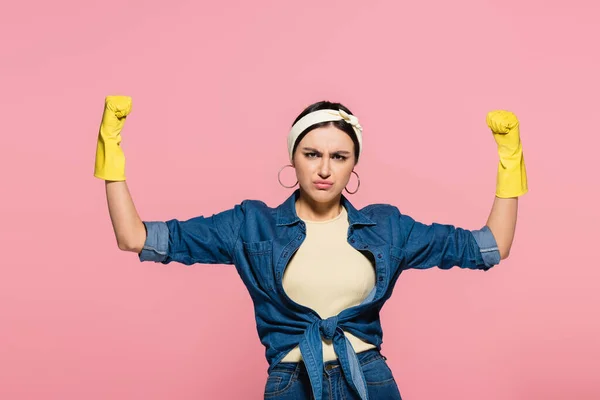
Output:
[398,111,527,272]
[94,95,245,265]
[484,110,528,259]
[93,95,146,252]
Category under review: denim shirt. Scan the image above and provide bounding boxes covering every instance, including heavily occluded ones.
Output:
[138,189,500,400]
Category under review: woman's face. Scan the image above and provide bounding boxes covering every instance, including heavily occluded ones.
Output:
[292,125,356,204]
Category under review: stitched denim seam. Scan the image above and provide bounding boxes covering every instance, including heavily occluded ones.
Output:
[339,373,346,400]
[361,355,397,386]
[366,377,396,386]
[479,246,499,252]
[328,373,334,400]
[271,367,296,373]
[214,212,233,260]
[229,210,247,266]
[246,250,272,255]
[264,375,282,396]
[264,362,300,397]
[359,354,383,368]
[141,245,166,255]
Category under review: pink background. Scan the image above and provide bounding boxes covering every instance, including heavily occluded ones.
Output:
[1,0,599,399]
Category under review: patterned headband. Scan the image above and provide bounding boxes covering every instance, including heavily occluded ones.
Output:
[287,109,363,163]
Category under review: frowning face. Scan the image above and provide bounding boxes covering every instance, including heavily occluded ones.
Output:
[292,124,356,205]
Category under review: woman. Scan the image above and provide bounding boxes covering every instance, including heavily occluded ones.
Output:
[95,96,527,399]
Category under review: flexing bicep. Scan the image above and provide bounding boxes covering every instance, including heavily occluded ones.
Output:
[138,204,244,266]
[399,213,500,271]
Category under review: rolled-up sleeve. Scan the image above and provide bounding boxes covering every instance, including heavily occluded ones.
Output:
[470,225,501,270]
[138,221,169,263]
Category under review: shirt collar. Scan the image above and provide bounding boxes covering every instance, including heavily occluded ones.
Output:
[276,189,376,227]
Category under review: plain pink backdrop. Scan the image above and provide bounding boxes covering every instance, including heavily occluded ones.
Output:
[1,0,599,399]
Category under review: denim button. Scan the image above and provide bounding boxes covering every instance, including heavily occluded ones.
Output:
[364,245,369,249]
[350,239,355,243]
[377,254,382,259]
[378,276,383,281]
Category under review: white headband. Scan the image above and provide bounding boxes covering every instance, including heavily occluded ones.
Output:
[287,109,363,163]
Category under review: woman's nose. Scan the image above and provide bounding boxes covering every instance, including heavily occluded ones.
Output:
[318,158,331,177]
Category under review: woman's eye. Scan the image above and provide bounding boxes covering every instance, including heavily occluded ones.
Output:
[305,152,318,158]
[333,154,347,161]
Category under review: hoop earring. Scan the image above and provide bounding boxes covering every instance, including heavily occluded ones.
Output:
[344,170,360,195]
[278,164,298,189]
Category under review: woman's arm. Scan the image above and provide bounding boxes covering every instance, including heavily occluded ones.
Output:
[397,109,528,272]
[94,95,244,265]
[105,180,146,252]
[484,110,528,260]
[486,196,518,259]
[94,95,145,252]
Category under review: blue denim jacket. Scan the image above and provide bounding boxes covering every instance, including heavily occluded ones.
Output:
[139,189,500,400]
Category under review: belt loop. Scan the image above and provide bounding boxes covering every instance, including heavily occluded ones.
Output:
[294,359,303,379]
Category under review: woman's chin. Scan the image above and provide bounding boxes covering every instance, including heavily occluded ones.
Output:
[304,186,342,201]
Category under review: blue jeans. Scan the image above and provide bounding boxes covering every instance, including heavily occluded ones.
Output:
[264,349,402,399]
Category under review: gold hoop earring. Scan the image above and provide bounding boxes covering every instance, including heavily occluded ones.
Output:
[344,170,360,194]
[278,164,298,189]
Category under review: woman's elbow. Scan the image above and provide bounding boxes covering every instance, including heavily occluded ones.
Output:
[116,222,147,253]
[118,241,141,253]
[117,231,146,253]
[499,247,511,260]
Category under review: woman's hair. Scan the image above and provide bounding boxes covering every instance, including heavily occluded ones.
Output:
[291,101,360,163]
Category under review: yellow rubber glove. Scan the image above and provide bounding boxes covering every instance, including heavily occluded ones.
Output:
[94,95,132,181]
[486,110,528,198]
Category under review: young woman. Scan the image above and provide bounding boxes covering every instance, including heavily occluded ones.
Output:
[95,96,527,399]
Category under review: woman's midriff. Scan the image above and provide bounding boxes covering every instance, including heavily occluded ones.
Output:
[280,331,377,362]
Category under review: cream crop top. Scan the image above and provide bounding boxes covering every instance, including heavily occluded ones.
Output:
[281,206,377,362]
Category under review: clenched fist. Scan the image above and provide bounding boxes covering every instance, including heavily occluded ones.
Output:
[486,110,528,198]
[94,96,132,181]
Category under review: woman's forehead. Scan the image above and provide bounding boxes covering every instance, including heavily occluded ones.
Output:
[299,126,354,149]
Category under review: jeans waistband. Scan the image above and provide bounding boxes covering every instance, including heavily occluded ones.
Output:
[272,348,384,374]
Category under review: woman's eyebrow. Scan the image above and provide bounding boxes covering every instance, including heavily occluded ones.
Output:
[301,147,351,155]
[302,147,320,152]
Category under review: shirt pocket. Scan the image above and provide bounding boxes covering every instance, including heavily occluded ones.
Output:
[242,240,276,292]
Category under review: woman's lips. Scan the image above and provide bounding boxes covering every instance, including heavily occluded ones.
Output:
[314,182,333,189]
